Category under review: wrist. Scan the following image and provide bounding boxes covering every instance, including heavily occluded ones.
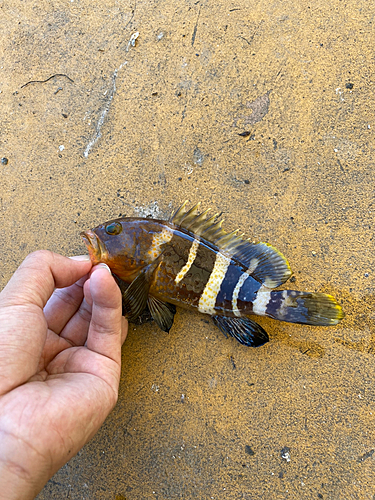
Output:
[0,459,44,500]
[0,430,51,500]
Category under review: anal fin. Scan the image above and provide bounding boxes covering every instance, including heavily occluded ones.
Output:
[212,315,269,347]
[147,295,176,332]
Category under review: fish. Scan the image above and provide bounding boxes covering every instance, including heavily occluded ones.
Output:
[81,202,344,347]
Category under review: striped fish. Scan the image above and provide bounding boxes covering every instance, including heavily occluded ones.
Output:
[81,202,344,347]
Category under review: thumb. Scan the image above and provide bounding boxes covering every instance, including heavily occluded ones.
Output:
[85,264,124,365]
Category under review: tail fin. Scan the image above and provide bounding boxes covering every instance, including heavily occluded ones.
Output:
[255,290,344,326]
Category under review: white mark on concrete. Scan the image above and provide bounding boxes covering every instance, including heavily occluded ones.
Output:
[126,31,139,52]
[83,32,139,158]
[335,87,345,102]
[58,145,65,151]
[83,70,120,157]
[183,163,194,175]
[133,201,164,219]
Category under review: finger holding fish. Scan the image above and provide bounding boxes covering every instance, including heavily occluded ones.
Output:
[84,263,127,358]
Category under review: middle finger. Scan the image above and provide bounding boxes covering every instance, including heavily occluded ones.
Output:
[44,275,89,334]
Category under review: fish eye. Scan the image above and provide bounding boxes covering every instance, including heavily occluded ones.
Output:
[105,222,123,235]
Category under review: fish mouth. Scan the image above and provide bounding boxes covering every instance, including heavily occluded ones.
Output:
[80,230,108,265]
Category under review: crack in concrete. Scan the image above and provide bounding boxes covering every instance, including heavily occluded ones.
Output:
[191,5,201,47]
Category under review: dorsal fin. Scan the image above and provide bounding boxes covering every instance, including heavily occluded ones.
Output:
[170,202,292,288]
[233,241,292,287]
[171,202,225,237]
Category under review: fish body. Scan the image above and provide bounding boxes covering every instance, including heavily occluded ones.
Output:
[82,203,344,347]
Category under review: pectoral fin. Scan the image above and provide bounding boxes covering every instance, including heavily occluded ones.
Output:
[112,275,159,325]
[113,259,163,321]
[147,295,176,332]
[212,315,269,347]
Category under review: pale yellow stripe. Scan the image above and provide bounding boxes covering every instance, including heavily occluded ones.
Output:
[247,258,259,275]
[232,258,259,317]
[175,238,200,284]
[252,285,272,316]
[232,272,250,317]
[148,227,174,261]
[198,253,231,315]
[277,290,295,318]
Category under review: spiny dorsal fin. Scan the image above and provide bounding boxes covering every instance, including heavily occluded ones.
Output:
[171,202,225,238]
[170,201,192,225]
[170,203,292,288]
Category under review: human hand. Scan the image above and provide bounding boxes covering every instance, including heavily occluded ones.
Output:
[0,251,127,500]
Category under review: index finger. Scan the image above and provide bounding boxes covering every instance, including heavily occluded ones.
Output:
[0,252,93,395]
[0,251,92,309]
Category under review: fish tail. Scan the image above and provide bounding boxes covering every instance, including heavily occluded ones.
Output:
[254,290,344,326]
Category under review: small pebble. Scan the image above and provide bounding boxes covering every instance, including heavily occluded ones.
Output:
[312,251,317,256]
[1,157,8,165]
[281,447,291,462]
[245,445,255,456]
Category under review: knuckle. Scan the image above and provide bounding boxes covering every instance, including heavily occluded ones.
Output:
[91,318,120,337]
[24,250,54,264]
[54,283,82,308]
[21,250,55,276]
[77,300,92,324]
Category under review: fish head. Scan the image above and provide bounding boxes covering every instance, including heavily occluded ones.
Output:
[81,218,158,281]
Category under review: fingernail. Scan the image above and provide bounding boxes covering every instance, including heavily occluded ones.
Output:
[69,255,91,261]
[93,263,112,275]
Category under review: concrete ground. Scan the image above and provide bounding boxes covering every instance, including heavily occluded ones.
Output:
[1,0,374,498]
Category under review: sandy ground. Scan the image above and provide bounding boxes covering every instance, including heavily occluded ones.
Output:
[1,0,374,498]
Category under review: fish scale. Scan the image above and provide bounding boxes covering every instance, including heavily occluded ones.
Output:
[81,203,344,347]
